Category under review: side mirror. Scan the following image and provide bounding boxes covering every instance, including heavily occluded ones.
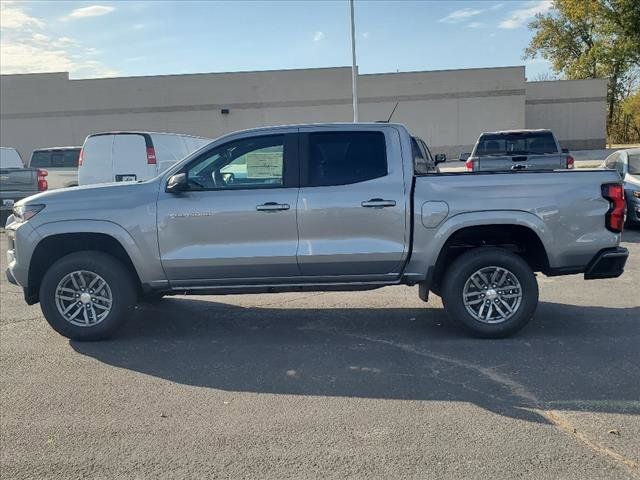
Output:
[459,152,470,162]
[561,148,569,154]
[166,172,188,193]
[434,153,447,164]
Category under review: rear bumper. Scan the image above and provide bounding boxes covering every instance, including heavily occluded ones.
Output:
[584,247,629,280]
[0,192,38,210]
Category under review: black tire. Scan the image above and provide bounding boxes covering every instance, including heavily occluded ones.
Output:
[39,251,137,341]
[442,247,538,338]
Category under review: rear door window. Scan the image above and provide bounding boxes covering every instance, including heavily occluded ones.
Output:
[304,131,387,187]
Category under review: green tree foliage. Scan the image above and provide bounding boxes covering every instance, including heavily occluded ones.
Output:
[524,0,640,143]
[622,90,640,139]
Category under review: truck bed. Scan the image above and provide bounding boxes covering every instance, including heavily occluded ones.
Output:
[409,168,621,275]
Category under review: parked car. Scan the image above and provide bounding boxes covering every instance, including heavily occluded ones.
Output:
[1,147,47,220]
[461,129,574,172]
[5,123,628,341]
[412,136,445,174]
[29,147,81,189]
[602,148,640,226]
[78,131,211,186]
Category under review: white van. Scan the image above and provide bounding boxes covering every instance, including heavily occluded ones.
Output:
[78,131,211,186]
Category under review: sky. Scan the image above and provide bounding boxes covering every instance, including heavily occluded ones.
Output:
[0,0,554,80]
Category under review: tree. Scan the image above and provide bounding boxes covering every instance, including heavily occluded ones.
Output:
[524,0,640,140]
[622,90,640,139]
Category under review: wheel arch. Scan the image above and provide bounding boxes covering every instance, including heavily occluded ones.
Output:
[27,221,147,303]
[426,211,551,293]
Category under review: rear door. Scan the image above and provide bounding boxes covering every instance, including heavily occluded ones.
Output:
[112,134,153,182]
[296,127,408,278]
[79,134,114,185]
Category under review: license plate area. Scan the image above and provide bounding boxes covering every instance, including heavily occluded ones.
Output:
[116,174,137,182]
[2,199,15,207]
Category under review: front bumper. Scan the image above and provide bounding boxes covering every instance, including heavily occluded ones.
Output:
[584,247,629,280]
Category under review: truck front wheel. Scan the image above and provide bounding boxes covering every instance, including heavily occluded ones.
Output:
[442,247,538,338]
[39,251,137,341]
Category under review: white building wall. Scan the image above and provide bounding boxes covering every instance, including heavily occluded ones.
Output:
[1,67,606,162]
[525,79,607,150]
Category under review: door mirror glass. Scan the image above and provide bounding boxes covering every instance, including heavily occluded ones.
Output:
[459,152,470,162]
[434,153,446,164]
[166,172,188,192]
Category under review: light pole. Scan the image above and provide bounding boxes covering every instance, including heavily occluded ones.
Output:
[349,0,359,122]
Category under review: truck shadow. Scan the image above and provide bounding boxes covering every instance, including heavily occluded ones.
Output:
[71,298,640,425]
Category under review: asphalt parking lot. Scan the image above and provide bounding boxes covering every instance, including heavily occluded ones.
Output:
[1,230,639,479]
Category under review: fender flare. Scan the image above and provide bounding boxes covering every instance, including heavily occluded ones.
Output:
[33,219,150,283]
[423,210,556,276]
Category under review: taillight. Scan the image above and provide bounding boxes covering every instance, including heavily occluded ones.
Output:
[37,168,48,191]
[78,148,84,166]
[566,155,574,169]
[601,183,625,233]
[146,146,156,165]
[465,158,475,171]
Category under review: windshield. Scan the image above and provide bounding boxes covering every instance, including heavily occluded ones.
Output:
[475,132,557,156]
[628,153,640,176]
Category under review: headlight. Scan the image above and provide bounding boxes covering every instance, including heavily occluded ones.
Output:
[633,191,640,199]
[13,204,45,222]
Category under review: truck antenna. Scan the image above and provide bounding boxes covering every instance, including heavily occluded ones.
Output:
[386,102,399,123]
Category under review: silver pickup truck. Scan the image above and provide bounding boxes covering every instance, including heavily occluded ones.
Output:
[4,123,629,340]
[461,129,574,172]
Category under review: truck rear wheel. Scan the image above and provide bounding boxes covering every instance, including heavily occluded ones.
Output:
[39,251,137,341]
[442,247,538,338]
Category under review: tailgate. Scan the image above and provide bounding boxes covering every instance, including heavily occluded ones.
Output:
[476,154,566,171]
[0,168,38,192]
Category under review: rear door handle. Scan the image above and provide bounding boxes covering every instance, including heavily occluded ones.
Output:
[256,202,290,212]
[361,198,397,208]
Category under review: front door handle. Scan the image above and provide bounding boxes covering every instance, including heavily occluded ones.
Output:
[511,164,527,171]
[361,198,397,208]
[256,202,290,212]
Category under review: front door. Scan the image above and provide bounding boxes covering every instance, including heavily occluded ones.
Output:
[157,132,300,286]
[296,127,408,278]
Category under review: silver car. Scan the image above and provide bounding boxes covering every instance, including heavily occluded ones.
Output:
[602,148,640,226]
